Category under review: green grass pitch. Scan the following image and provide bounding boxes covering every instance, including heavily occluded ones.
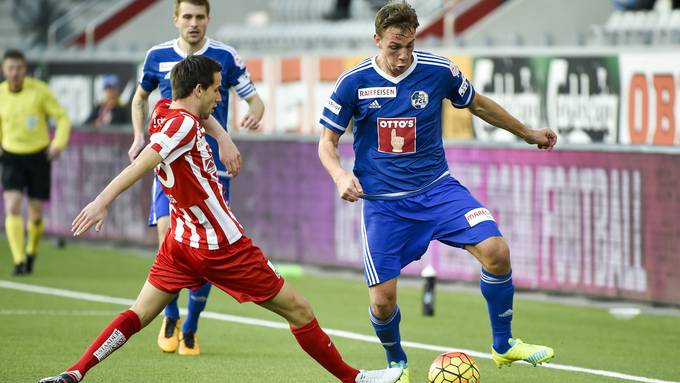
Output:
[1,238,679,382]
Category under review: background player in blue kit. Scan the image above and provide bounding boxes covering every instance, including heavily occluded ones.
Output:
[318,2,557,382]
[127,0,264,356]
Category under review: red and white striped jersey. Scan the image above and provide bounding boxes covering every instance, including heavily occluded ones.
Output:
[148,99,243,250]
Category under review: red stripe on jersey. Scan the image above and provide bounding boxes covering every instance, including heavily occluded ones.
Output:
[163,116,196,147]
[183,207,209,250]
[151,143,162,153]
[193,151,244,233]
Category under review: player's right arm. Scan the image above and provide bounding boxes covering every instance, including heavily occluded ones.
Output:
[128,85,151,161]
[318,128,363,202]
[73,146,163,235]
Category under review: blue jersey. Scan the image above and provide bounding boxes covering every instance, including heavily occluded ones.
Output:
[140,37,256,175]
[320,51,475,199]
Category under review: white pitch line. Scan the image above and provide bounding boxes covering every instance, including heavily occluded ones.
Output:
[0,309,120,316]
[1,280,677,383]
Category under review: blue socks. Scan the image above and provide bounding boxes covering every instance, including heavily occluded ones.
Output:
[163,283,212,334]
[164,294,180,320]
[480,269,514,354]
[183,283,212,333]
[369,305,407,366]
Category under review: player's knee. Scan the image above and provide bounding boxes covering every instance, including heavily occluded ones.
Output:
[4,197,22,215]
[370,298,397,320]
[482,239,511,274]
[129,306,155,328]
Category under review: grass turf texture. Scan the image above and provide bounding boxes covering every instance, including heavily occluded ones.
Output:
[1,238,679,382]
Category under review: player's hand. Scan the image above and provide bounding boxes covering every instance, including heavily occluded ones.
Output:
[218,135,241,177]
[47,144,63,161]
[128,134,146,162]
[240,112,261,131]
[72,199,108,236]
[524,128,557,151]
[334,171,364,202]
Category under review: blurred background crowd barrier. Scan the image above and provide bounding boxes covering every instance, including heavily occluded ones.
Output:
[1,0,679,305]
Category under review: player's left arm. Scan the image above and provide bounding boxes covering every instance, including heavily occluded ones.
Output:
[42,85,72,160]
[468,93,557,150]
[204,115,241,176]
[241,93,264,130]
[72,146,163,236]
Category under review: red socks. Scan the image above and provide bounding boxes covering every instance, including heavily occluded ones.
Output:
[67,309,141,380]
[291,318,359,383]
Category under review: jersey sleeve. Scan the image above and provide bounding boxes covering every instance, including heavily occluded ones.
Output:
[39,82,71,149]
[319,76,355,135]
[139,50,159,93]
[149,115,196,163]
[225,50,256,100]
[445,62,475,109]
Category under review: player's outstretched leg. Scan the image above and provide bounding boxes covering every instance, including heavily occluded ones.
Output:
[260,282,403,383]
[38,281,175,382]
[158,294,180,353]
[179,282,212,356]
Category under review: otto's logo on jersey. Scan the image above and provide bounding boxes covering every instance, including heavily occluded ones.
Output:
[358,87,396,99]
[410,91,429,109]
[377,117,416,154]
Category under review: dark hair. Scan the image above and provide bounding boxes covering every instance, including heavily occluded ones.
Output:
[2,49,26,63]
[374,1,419,37]
[170,55,222,100]
[174,0,210,16]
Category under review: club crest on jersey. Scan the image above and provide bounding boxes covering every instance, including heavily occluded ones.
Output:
[377,117,416,154]
[358,87,396,99]
[410,91,429,109]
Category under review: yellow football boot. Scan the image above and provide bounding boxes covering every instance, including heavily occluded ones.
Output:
[178,331,201,356]
[157,317,179,353]
[389,361,409,383]
[492,338,554,367]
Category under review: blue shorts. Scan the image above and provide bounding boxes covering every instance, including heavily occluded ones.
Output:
[148,175,231,226]
[361,176,502,286]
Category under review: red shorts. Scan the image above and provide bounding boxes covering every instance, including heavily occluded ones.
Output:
[148,234,284,303]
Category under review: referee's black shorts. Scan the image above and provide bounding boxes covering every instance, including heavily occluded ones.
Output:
[1,149,51,200]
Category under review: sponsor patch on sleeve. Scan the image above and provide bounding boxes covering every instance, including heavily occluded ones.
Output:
[465,208,495,227]
[325,99,342,115]
[458,78,469,97]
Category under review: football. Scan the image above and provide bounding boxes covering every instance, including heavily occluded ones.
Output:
[428,351,480,383]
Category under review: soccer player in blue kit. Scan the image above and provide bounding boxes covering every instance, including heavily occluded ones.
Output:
[318,2,556,382]
[127,0,264,356]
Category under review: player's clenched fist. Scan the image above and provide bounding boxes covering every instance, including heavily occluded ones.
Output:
[334,171,364,202]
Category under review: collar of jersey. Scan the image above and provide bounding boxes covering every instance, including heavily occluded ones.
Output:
[371,51,419,84]
[173,37,212,58]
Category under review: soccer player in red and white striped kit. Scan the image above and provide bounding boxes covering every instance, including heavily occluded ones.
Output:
[37,56,402,383]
